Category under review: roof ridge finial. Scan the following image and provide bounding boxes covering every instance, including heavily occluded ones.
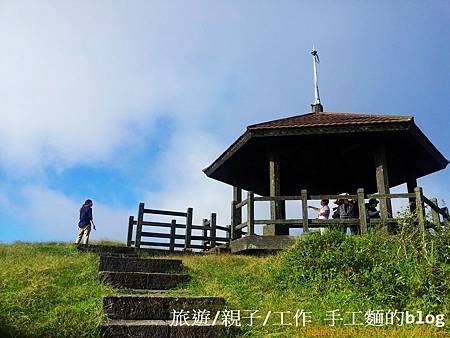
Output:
[311,47,324,113]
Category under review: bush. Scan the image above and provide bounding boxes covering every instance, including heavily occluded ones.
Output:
[270,227,450,316]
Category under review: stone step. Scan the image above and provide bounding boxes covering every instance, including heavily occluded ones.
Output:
[99,271,189,290]
[77,244,137,255]
[100,253,139,258]
[99,256,182,273]
[103,294,225,320]
[100,319,232,338]
[206,245,231,254]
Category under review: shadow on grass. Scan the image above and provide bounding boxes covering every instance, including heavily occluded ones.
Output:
[0,321,35,338]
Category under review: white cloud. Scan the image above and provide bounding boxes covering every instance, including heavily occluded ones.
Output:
[143,130,230,228]
[0,2,215,170]
[17,185,132,242]
[0,1,448,243]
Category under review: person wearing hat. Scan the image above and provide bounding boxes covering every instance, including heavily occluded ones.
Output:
[332,193,358,234]
[366,198,380,219]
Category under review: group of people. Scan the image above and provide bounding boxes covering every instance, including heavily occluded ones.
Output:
[308,193,380,234]
[74,193,382,242]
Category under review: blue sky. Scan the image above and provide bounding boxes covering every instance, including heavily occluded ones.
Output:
[0,1,448,243]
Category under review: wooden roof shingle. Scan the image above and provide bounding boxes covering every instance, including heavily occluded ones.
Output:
[248,112,413,130]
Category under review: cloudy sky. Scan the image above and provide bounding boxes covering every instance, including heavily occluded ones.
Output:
[0,1,448,243]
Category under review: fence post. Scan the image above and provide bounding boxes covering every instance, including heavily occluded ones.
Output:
[430,198,440,226]
[357,188,367,234]
[247,191,255,235]
[231,187,242,240]
[210,213,217,248]
[135,202,145,248]
[415,187,425,231]
[202,219,209,250]
[301,189,309,233]
[169,219,176,252]
[230,201,237,240]
[184,207,193,250]
[127,216,134,247]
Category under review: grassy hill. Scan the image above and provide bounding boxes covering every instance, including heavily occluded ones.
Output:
[0,242,112,337]
[1,225,449,337]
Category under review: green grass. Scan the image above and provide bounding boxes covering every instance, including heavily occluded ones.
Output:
[1,224,449,337]
[0,242,113,338]
[167,227,450,337]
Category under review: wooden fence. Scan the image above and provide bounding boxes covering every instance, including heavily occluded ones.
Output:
[231,187,450,240]
[127,203,230,251]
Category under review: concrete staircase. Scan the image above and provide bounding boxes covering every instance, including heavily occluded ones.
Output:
[77,245,231,337]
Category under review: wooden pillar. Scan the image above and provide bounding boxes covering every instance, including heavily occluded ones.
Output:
[231,186,242,239]
[169,219,176,252]
[407,178,417,213]
[184,207,193,251]
[202,218,209,250]
[374,144,392,220]
[135,203,145,248]
[430,198,440,226]
[301,189,309,233]
[210,213,217,248]
[415,187,425,231]
[127,216,134,247]
[267,156,288,235]
[247,191,255,236]
[357,188,368,234]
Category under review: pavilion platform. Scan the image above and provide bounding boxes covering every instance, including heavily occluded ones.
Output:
[229,235,297,254]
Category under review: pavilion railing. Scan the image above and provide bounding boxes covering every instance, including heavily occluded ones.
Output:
[230,187,449,240]
[127,203,230,251]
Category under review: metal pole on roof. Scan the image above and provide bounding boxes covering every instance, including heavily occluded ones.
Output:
[311,47,321,106]
[310,47,324,113]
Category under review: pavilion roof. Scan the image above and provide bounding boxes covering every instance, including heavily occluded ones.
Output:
[203,111,448,195]
[248,112,413,129]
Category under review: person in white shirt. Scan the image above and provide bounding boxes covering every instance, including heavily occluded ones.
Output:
[308,199,330,234]
[309,199,330,219]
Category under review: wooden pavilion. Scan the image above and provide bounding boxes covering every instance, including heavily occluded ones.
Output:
[128,50,448,254]
[203,103,449,252]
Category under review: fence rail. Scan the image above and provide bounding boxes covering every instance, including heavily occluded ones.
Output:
[230,186,449,240]
[127,203,230,251]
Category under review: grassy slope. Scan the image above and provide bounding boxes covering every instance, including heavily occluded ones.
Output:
[1,228,449,338]
[168,229,450,337]
[0,242,113,338]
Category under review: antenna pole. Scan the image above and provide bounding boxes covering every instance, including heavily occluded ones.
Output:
[311,48,323,113]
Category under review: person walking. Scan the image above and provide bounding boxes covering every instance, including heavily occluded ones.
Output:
[75,199,96,245]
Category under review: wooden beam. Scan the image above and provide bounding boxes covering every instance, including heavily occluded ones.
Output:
[202,218,209,249]
[430,198,441,226]
[415,187,425,231]
[169,219,176,252]
[135,202,145,248]
[247,191,255,236]
[127,216,134,247]
[233,186,242,203]
[269,156,281,219]
[301,189,309,233]
[357,188,367,234]
[231,186,242,239]
[184,207,193,251]
[407,178,417,213]
[143,208,188,217]
[210,213,217,248]
[374,144,392,220]
[268,156,289,235]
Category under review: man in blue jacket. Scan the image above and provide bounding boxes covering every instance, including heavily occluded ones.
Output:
[75,199,96,245]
